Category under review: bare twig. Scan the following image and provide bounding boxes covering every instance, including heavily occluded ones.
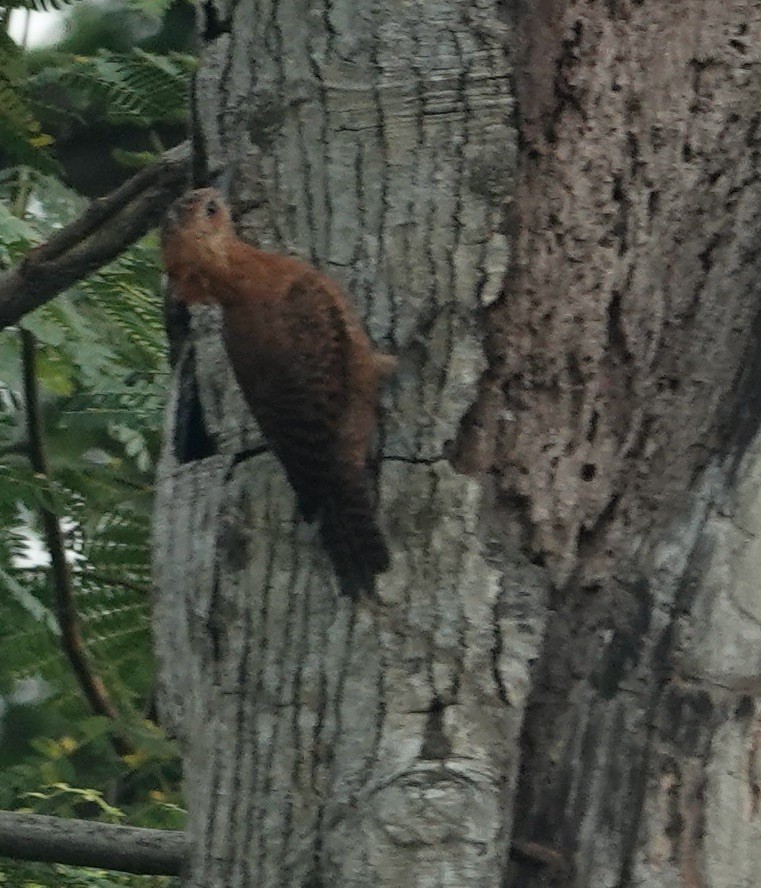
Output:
[0,812,187,876]
[0,141,191,330]
[20,328,135,758]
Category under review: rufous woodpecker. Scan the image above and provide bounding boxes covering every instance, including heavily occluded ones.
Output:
[161,188,394,597]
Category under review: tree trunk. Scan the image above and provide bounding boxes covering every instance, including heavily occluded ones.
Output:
[152,2,761,887]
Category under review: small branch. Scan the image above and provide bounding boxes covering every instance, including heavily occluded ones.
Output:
[20,329,135,758]
[510,839,569,876]
[0,141,191,330]
[0,812,187,876]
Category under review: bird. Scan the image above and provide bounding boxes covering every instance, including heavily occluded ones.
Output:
[161,187,395,597]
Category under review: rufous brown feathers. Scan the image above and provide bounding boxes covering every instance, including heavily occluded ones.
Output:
[162,188,393,597]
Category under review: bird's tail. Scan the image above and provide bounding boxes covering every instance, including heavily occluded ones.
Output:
[318,471,390,598]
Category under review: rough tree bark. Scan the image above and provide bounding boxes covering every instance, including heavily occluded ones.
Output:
[152,2,761,887]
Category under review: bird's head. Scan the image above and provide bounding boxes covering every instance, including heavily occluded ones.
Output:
[161,187,235,279]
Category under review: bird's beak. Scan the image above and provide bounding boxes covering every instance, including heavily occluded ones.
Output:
[164,193,197,232]
[212,167,233,201]
[164,202,180,230]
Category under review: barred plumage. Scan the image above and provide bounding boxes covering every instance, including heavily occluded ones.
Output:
[162,188,394,597]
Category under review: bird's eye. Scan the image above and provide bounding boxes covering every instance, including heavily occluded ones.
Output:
[205,200,218,217]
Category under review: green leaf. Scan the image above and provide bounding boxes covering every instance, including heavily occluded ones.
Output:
[42,48,193,128]
[111,148,157,168]
[0,34,58,174]
[34,350,76,396]
[0,567,59,635]
[0,200,37,247]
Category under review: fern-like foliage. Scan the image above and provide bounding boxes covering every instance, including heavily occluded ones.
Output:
[0,11,188,886]
[2,0,84,10]
[0,31,57,173]
[0,167,169,731]
[32,47,194,128]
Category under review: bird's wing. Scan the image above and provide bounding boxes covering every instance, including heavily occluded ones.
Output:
[248,272,351,523]
[225,269,389,595]
[282,277,391,595]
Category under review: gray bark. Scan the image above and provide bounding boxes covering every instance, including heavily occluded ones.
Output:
[152,1,761,887]
[153,3,525,887]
